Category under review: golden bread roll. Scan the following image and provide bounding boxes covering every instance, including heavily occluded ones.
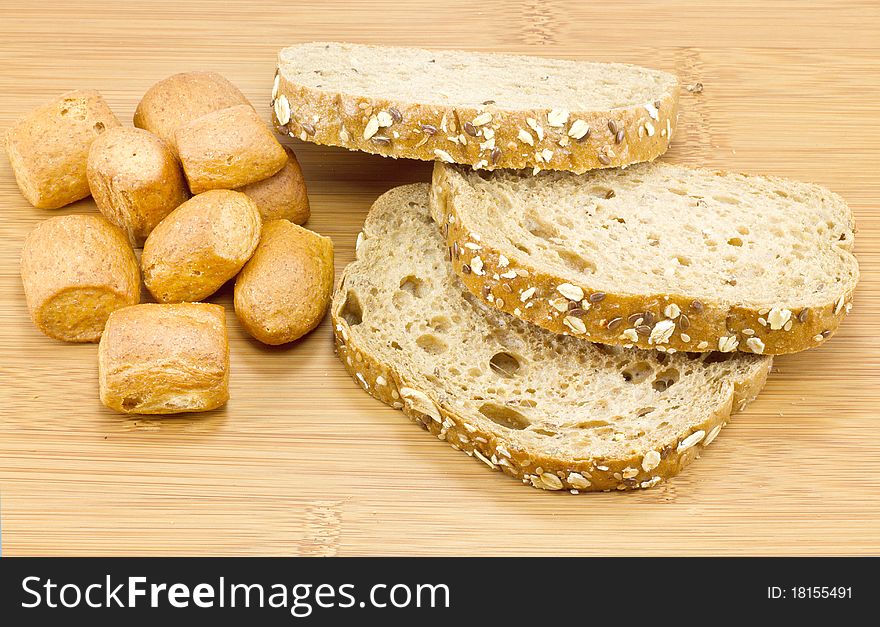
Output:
[87,126,189,246]
[175,105,288,194]
[234,220,333,345]
[142,190,261,303]
[236,146,310,224]
[20,214,140,342]
[5,90,121,208]
[99,303,229,414]
[133,71,250,149]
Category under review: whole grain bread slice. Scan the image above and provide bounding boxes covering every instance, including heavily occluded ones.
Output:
[331,184,771,492]
[431,163,859,355]
[273,42,679,173]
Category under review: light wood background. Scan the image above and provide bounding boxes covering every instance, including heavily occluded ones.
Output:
[1,0,878,556]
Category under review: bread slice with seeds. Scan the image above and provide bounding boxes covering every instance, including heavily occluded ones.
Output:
[272,42,679,173]
[431,163,859,355]
[331,184,771,492]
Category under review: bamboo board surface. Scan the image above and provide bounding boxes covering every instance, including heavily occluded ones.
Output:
[1,0,878,556]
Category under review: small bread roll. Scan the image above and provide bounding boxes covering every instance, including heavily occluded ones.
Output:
[175,105,288,194]
[142,190,261,303]
[234,220,334,345]
[20,215,140,342]
[236,146,310,224]
[87,127,190,246]
[5,90,121,209]
[133,71,250,149]
[99,303,229,414]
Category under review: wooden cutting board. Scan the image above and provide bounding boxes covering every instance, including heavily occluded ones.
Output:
[1,0,878,556]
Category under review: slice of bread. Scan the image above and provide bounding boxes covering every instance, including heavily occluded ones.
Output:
[274,42,679,173]
[331,185,771,492]
[431,163,859,355]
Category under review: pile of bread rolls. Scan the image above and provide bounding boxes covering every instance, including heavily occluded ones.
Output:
[6,73,334,415]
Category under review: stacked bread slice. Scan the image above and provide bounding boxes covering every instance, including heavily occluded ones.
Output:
[273,42,858,491]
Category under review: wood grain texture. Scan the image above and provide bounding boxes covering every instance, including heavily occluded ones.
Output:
[1,0,879,556]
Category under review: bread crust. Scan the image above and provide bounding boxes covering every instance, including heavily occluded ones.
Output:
[98,303,229,414]
[431,163,858,355]
[133,71,251,150]
[272,56,679,173]
[5,90,121,209]
[142,190,262,303]
[334,312,769,492]
[235,146,310,224]
[20,215,140,342]
[87,126,190,246]
[234,220,334,345]
[330,184,773,493]
[176,104,288,194]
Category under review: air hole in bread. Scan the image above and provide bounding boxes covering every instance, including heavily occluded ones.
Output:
[389,341,403,351]
[611,216,626,224]
[737,225,750,235]
[621,361,653,383]
[416,333,448,355]
[713,195,740,205]
[727,237,743,247]
[702,352,734,365]
[518,399,538,408]
[652,368,681,392]
[668,188,688,196]
[429,316,452,332]
[595,344,622,356]
[576,420,611,429]
[489,351,521,378]
[399,275,425,297]
[636,406,656,417]
[478,403,530,430]
[590,186,614,198]
[531,428,557,437]
[340,290,363,326]
[122,397,141,411]
[514,243,532,255]
[557,250,596,274]
[94,121,105,132]
[525,215,558,241]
